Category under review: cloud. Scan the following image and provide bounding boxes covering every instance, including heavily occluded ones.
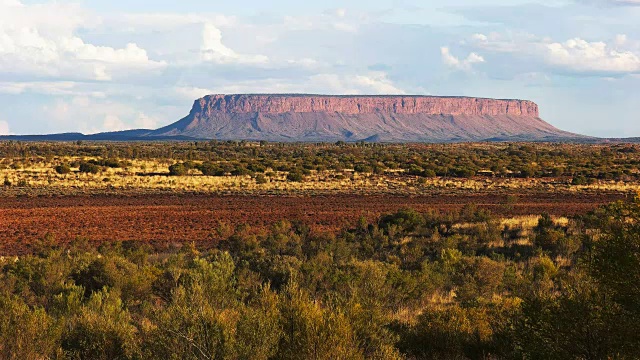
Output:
[135,113,159,129]
[0,120,10,135]
[102,115,127,132]
[200,71,406,95]
[578,0,640,6]
[0,0,166,82]
[42,96,165,134]
[200,23,268,64]
[546,38,640,74]
[440,47,485,71]
[310,72,406,95]
[470,32,640,76]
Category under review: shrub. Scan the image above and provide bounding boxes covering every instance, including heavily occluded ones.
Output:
[354,164,373,174]
[423,169,437,178]
[255,174,268,184]
[168,163,187,176]
[90,159,122,168]
[197,162,224,176]
[231,166,252,176]
[286,171,304,182]
[79,162,100,174]
[572,176,588,185]
[55,164,72,174]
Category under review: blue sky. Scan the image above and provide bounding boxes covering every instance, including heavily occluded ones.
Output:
[1,0,639,137]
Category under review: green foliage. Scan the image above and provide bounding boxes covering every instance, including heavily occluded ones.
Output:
[286,171,304,182]
[168,163,188,176]
[197,161,224,176]
[0,295,61,359]
[0,201,638,358]
[2,142,640,183]
[254,173,268,184]
[79,162,101,174]
[62,288,140,359]
[55,163,72,174]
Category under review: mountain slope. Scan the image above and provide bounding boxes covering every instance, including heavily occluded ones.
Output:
[149,94,584,142]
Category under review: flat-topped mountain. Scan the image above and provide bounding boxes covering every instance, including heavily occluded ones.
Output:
[149,94,582,142]
[0,94,591,142]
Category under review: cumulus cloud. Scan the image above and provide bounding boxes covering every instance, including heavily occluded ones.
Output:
[42,96,158,134]
[102,115,127,132]
[469,32,640,76]
[309,72,406,95]
[201,23,268,64]
[0,0,165,81]
[545,38,640,73]
[440,47,485,71]
[0,120,11,135]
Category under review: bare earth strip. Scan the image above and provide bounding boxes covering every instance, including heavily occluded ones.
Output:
[0,192,629,255]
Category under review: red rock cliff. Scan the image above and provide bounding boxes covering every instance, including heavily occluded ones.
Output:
[191,94,539,117]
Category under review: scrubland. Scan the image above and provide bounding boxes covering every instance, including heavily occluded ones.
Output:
[0,141,639,359]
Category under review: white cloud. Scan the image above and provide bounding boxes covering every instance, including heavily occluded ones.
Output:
[546,38,640,73]
[579,0,640,6]
[310,72,406,94]
[440,47,485,71]
[195,71,405,95]
[43,96,149,134]
[0,120,10,135]
[0,81,111,101]
[201,23,269,64]
[135,113,159,129]
[470,32,640,75]
[0,0,165,81]
[102,115,127,132]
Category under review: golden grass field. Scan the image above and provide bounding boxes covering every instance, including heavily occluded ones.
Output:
[2,157,639,196]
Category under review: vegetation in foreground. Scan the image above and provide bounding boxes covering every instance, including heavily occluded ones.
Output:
[1,199,639,359]
[1,141,640,195]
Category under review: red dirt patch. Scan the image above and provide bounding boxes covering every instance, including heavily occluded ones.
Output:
[0,193,629,255]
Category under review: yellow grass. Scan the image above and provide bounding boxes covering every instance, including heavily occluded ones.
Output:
[1,157,640,195]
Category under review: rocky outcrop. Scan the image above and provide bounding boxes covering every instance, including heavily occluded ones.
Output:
[190,94,539,117]
[150,94,582,142]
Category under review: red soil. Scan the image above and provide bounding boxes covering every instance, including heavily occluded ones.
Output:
[0,193,628,255]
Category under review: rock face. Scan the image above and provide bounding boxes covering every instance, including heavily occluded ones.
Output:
[150,94,582,142]
[187,94,539,116]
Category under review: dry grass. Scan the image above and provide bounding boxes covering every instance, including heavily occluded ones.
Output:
[2,157,640,196]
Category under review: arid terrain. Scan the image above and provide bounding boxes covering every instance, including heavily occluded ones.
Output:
[1,141,640,359]
[0,141,638,254]
[0,192,628,255]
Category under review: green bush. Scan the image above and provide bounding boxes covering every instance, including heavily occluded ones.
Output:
[286,171,304,182]
[55,164,72,174]
[255,174,268,184]
[168,163,187,176]
[572,175,588,185]
[197,162,224,176]
[79,162,101,174]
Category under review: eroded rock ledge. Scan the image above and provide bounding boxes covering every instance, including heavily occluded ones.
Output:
[191,94,539,117]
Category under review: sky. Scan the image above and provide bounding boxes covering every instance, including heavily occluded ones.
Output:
[0,0,639,137]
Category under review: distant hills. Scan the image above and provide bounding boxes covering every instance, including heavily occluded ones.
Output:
[0,94,635,143]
